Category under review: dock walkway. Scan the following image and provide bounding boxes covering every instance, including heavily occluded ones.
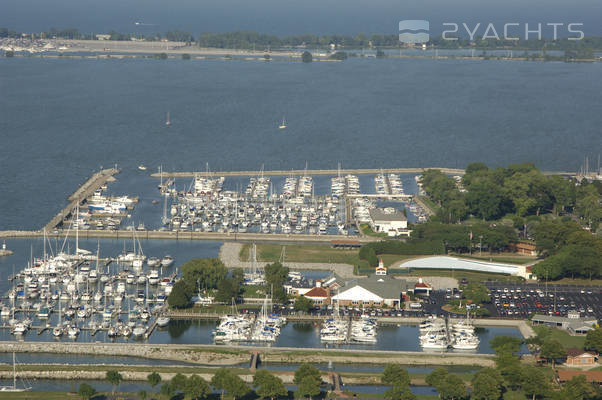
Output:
[151,167,466,178]
[44,168,120,232]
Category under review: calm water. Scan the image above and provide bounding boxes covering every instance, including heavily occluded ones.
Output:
[2,0,601,36]
[1,57,601,230]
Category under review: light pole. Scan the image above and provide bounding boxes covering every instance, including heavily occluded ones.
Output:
[479,235,483,256]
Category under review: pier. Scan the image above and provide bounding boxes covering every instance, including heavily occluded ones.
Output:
[151,167,579,178]
[0,229,380,244]
[151,167,467,178]
[44,168,120,232]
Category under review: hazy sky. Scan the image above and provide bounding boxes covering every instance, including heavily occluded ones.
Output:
[2,0,601,36]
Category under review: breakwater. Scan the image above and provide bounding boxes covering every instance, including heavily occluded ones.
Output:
[0,341,495,368]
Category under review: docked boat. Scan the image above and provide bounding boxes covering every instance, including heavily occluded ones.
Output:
[156,316,170,327]
[160,255,174,267]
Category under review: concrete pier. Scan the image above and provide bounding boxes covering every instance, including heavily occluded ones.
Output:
[151,167,467,178]
[0,229,380,244]
[44,168,120,232]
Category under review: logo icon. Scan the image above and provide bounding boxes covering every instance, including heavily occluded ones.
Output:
[399,20,430,44]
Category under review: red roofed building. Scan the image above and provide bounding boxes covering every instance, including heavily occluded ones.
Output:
[303,286,331,306]
[414,278,432,295]
[565,349,597,366]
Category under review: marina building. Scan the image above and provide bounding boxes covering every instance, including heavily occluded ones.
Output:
[531,312,598,335]
[329,271,409,309]
[368,208,409,237]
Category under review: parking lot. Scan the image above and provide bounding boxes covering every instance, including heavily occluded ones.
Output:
[483,282,602,319]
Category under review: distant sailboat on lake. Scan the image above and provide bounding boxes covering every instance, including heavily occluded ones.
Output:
[279,116,287,130]
[165,111,171,126]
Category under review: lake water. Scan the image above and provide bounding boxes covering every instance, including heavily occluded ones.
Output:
[1,56,601,230]
[2,0,601,37]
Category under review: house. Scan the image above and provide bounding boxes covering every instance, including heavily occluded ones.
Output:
[565,348,597,366]
[368,208,408,237]
[531,314,598,336]
[509,241,537,256]
[557,370,602,384]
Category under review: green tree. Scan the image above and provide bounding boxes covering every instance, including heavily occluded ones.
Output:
[138,389,148,400]
[540,339,567,366]
[168,280,192,308]
[147,371,162,390]
[294,296,314,313]
[5,50,14,57]
[438,374,467,400]
[521,366,551,400]
[471,368,503,400]
[585,326,602,353]
[264,262,290,303]
[211,368,249,399]
[425,367,448,388]
[384,384,416,400]
[495,351,522,389]
[294,363,322,399]
[489,336,523,354]
[461,283,490,305]
[264,54,271,60]
[171,373,188,392]
[215,277,241,303]
[181,258,228,290]
[78,383,97,400]
[105,370,122,396]
[381,364,410,387]
[184,374,211,400]
[160,382,176,399]
[253,369,288,400]
[301,51,312,62]
[559,374,599,400]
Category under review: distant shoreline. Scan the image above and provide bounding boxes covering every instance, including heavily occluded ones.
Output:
[2,39,600,63]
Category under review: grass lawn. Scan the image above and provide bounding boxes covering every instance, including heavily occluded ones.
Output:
[241,285,267,298]
[532,325,586,350]
[360,224,388,238]
[240,243,367,266]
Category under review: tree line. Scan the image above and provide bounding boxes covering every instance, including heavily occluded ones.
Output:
[167,259,291,308]
[422,163,601,227]
[76,346,601,399]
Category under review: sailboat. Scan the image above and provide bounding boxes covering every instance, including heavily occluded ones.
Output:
[0,353,31,392]
[165,111,171,126]
[278,116,287,129]
[138,165,147,171]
